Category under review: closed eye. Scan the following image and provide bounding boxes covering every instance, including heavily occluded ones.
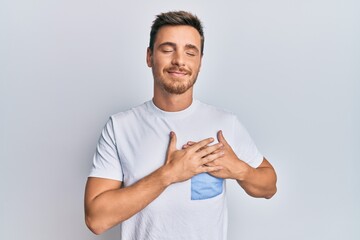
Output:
[185,44,199,56]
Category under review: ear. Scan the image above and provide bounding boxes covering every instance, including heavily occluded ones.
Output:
[146,47,153,67]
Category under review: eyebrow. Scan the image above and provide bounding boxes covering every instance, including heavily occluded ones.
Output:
[158,42,176,49]
[184,44,200,53]
[157,42,200,53]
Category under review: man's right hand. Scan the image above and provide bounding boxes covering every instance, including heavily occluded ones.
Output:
[164,131,224,184]
[85,131,224,234]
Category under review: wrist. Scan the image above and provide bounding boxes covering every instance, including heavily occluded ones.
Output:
[157,164,175,187]
[234,161,254,181]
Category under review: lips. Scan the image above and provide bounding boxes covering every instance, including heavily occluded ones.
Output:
[166,68,190,77]
[168,71,187,77]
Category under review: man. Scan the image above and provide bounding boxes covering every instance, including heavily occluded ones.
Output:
[85,10,277,240]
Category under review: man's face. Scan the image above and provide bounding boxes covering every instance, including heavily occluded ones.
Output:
[147,25,202,95]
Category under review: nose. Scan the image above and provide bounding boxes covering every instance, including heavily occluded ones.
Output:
[171,52,185,66]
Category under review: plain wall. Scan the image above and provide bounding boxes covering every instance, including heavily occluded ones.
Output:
[1,0,359,239]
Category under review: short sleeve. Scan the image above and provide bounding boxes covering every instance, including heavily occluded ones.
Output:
[89,117,123,181]
[232,116,263,168]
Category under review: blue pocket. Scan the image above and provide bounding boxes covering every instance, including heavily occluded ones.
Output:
[191,173,223,200]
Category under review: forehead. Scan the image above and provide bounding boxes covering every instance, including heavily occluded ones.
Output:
[154,25,201,48]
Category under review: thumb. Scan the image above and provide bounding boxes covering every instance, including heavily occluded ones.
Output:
[217,130,229,146]
[168,131,177,152]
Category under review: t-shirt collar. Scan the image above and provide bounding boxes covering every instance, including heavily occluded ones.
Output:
[147,98,199,119]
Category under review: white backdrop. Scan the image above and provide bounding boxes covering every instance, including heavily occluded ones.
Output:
[1,1,359,239]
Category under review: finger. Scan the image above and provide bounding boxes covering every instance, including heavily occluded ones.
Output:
[167,131,177,152]
[197,142,223,157]
[198,165,223,173]
[205,147,223,155]
[204,161,217,167]
[211,149,223,154]
[217,130,229,147]
[182,144,190,149]
[200,151,224,165]
[187,141,207,152]
[189,137,214,152]
[182,141,195,149]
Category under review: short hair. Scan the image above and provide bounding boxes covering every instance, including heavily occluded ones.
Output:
[149,11,205,55]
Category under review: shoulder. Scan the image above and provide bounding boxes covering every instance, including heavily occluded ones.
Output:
[110,101,150,122]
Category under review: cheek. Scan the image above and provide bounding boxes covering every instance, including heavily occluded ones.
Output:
[190,63,201,74]
[153,57,169,70]
[189,58,201,69]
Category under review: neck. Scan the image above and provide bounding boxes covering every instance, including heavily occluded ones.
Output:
[153,87,193,112]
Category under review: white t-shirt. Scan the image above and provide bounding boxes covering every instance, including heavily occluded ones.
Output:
[90,99,263,240]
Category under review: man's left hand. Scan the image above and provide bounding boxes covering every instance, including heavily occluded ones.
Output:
[182,130,252,180]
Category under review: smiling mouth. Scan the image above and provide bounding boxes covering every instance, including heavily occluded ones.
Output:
[167,71,188,77]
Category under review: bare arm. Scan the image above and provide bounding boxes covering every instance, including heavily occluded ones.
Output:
[235,158,277,199]
[84,167,171,235]
[84,132,224,235]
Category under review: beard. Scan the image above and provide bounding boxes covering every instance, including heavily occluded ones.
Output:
[153,66,200,95]
[162,75,198,94]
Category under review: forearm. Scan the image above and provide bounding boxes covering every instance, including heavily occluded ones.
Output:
[236,159,277,199]
[85,134,224,235]
[85,166,172,234]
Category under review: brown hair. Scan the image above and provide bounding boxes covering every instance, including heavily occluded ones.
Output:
[149,11,205,55]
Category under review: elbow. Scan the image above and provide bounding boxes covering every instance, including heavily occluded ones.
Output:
[265,171,277,199]
[264,186,277,199]
[85,215,107,235]
[85,211,126,235]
